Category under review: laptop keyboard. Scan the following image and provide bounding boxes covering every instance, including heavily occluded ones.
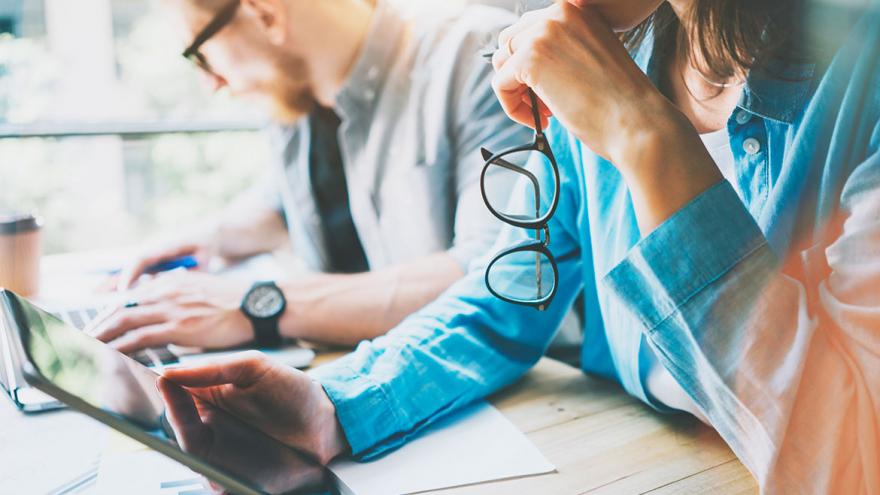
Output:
[52,308,179,367]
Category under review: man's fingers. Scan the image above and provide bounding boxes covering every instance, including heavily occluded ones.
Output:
[90,305,170,342]
[118,243,200,291]
[162,351,268,389]
[110,323,176,354]
[118,255,161,292]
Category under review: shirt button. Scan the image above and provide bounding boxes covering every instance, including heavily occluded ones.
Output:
[743,138,761,155]
[735,110,751,125]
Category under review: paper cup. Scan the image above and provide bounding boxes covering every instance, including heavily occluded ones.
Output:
[0,213,42,296]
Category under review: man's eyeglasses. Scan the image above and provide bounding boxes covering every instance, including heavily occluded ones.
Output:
[181,0,240,76]
[480,89,560,311]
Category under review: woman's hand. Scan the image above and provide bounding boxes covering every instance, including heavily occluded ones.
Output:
[491,1,673,166]
[162,352,350,465]
[492,1,723,234]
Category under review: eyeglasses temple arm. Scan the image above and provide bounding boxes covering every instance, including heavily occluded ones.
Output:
[489,155,542,219]
[183,0,240,57]
[528,90,543,136]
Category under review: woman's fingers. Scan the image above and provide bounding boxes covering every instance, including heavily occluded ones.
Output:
[157,376,212,452]
[162,351,268,389]
[492,17,563,129]
[521,92,553,119]
[496,8,544,59]
[491,32,553,129]
[493,3,567,74]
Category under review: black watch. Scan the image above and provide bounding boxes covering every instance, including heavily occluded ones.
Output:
[240,281,286,348]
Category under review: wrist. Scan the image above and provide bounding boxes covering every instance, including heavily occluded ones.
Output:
[277,281,304,340]
[227,308,256,347]
[312,381,350,463]
[608,94,684,170]
[612,107,724,233]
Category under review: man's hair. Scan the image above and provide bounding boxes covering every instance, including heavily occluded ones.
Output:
[622,0,807,81]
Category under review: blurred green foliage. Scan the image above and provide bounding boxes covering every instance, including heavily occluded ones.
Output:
[0,1,268,254]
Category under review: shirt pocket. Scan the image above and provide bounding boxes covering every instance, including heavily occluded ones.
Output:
[377,161,452,263]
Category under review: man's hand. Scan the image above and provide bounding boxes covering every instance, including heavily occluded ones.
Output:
[161,352,350,465]
[91,271,254,353]
[116,237,214,291]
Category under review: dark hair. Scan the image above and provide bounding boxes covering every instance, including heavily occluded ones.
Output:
[622,1,806,82]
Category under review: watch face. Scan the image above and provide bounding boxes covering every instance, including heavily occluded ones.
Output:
[245,285,285,319]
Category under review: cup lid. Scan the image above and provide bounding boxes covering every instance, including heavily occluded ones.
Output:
[0,213,42,234]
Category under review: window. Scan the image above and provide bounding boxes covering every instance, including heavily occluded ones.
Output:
[0,0,267,254]
[0,0,516,254]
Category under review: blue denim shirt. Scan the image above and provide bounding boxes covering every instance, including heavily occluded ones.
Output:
[312,5,880,492]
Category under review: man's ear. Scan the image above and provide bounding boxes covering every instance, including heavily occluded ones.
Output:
[241,0,288,46]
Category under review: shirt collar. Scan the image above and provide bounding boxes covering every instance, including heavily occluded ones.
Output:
[739,60,816,124]
[634,29,817,125]
[334,0,406,121]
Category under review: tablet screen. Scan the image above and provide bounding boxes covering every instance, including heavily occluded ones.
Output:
[4,291,332,495]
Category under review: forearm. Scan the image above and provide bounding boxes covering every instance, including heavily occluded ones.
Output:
[211,205,288,261]
[279,252,464,346]
[605,180,880,492]
[613,104,724,235]
[310,257,582,459]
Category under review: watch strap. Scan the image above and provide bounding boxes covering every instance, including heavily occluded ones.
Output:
[252,317,283,348]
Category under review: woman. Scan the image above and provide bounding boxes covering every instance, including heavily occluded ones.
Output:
[160,0,878,493]
[486,0,879,492]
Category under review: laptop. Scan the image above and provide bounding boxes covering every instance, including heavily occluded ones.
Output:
[0,299,64,412]
[2,295,315,413]
[1,289,333,495]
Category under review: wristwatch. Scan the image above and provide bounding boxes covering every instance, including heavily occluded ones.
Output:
[240,281,286,348]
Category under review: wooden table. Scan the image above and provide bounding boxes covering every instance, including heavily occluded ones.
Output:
[441,358,756,495]
[0,353,756,495]
[1,253,757,494]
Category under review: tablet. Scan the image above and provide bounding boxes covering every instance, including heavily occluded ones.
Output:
[0,290,333,495]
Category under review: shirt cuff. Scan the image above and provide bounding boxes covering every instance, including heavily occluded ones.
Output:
[308,356,406,459]
[603,181,768,331]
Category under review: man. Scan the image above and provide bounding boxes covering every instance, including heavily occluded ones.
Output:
[93,0,531,352]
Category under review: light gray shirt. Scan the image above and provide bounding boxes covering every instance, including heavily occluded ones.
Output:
[258,1,530,273]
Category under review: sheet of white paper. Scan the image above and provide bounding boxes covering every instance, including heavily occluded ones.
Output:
[329,401,555,495]
[95,449,205,495]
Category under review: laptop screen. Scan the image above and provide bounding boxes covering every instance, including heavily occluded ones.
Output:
[2,291,332,495]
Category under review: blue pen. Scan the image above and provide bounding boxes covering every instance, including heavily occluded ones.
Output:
[105,255,199,276]
[142,255,199,275]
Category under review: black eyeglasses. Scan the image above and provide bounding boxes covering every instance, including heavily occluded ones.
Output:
[480,89,560,311]
[181,0,240,76]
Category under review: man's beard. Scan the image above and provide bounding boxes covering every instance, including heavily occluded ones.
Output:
[268,54,317,125]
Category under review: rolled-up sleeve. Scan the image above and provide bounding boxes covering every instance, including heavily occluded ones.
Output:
[309,255,583,458]
[605,182,769,331]
[604,164,880,492]
[310,124,586,459]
